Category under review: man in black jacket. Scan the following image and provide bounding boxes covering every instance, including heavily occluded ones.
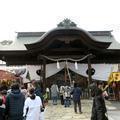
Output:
[6,83,25,120]
[90,84,108,120]
[71,83,82,114]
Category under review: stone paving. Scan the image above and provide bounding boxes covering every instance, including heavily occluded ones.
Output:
[44,99,92,120]
[44,99,120,120]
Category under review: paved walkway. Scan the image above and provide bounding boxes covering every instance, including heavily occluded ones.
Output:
[44,99,120,120]
[44,99,92,120]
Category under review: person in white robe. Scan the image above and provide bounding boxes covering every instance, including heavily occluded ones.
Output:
[23,88,43,120]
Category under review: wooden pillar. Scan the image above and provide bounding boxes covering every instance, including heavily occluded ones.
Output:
[42,58,46,92]
[87,56,92,98]
[88,56,92,83]
[64,65,67,82]
[37,55,46,93]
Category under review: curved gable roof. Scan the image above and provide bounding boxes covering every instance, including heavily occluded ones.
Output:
[25,27,111,52]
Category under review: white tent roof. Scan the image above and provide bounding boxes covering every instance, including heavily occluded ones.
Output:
[0,63,118,81]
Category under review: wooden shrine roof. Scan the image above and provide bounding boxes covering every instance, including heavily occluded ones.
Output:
[0,19,120,65]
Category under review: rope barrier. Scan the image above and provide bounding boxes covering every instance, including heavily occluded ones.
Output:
[41,53,92,62]
[41,53,92,85]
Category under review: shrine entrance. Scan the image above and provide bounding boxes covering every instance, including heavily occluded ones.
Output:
[46,68,88,88]
[0,19,113,95]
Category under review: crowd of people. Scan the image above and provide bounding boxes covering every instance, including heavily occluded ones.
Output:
[0,81,44,120]
[0,80,109,120]
[50,82,82,113]
[50,81,109,120]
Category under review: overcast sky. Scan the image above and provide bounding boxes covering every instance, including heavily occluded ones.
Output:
[0,0,120,42]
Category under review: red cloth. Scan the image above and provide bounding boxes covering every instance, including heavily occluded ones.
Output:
[2,96,6,104]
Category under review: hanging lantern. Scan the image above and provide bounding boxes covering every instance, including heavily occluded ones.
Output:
[57,61,60,69]
[75,61,78,70]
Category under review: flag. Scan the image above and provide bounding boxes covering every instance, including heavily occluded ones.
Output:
[108,72,120,84]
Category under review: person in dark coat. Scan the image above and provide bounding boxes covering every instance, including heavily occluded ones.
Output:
[71,83,82,114]
[32,81,43,101]
[32,81,44,105]
[91,85,108,120]
[0,86,7,120]
[5,83,25,120]
[0,95,5,120]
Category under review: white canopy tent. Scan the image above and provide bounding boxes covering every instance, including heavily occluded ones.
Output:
[44,62,114,81]
[26,62,116,81]
[0,63,118,81]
